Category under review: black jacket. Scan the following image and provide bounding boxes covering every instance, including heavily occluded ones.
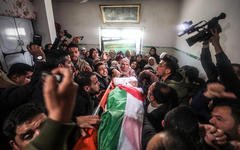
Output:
[94,72,110,91]
[73,90,99,119]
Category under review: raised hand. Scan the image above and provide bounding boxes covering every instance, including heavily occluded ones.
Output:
[43,67,78,123]
[204,82,237,99]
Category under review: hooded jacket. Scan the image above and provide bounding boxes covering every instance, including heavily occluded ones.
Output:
[160,70,188,104]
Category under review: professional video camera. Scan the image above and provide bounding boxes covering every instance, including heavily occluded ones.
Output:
[178,13,226,46]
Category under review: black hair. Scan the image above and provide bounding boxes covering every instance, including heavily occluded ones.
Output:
[138,70,159,94]
[181,65,199,82]
[212,98,240,125]
[130,59,137,64]
[152,130,198,150]
[67,43,79,50]
[150,47,157,53]
[164,106,201,148]
[3,103,45,141]
[45,49,69,69]
[74,71,95,91]
[232,63,240,68]
[162,55,179,74]
[8,63,33,78]
[93,62,104,72]
[44,43,52,50]
[29,42,38,47]
[136,54,143,58]
[152,82,178,109]
[89,48,97,59]
[143,66,155,73]
[164,106,199,135]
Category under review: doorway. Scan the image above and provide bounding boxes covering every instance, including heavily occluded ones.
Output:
[100,28,143,54]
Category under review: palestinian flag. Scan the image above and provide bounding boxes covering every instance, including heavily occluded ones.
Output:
[98,84,144,150]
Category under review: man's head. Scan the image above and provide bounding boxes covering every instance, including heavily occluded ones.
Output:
[147,130,196,150]
[157,55,178,79]
[44,43,52,51]
[46,49,74,72]
[209,99,240,140]
[94,63,108,77]
[68,44,80,62]
[89,48,99,60]
[75,71,100,95]
[147,82,178,109]
[8,63,33,86]
[80,47,86,55]
[163,106,199,138]
[3,103,46,150]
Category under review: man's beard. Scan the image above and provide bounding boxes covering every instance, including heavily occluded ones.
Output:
[226,124,239,141]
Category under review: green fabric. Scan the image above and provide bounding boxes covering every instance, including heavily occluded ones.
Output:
[24,118,77,150]
[161,69,188,104]
[98,87,127,150]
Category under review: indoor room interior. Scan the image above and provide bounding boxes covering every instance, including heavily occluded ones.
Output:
[0,0,240,150]
[0,0,239,78]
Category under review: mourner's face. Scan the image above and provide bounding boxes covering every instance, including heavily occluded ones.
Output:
[131,61,137,69]
[157,60,167,76]
[10,113,47,150]
[89,75,100,94]
[69,47,80,62]
[150,49,155,55]
[64,55,74,73]
[210,106,240,140]
[97,64,108,77]
[13,71,33,86]
[121,61,129,71]
[92,50,99,59]
[149,59,155,66]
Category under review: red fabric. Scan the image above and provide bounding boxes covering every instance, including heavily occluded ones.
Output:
[118,84,143,101]
[73,129,97,150]
[99,81,114,111]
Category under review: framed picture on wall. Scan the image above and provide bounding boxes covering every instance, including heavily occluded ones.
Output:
[99,4,141,23]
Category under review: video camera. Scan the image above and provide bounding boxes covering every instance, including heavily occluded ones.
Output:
[178,13,226,46]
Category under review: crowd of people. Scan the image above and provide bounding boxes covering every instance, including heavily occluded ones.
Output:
[0,29,240,150]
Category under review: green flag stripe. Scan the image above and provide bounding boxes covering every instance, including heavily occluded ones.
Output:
[98,87,127,150]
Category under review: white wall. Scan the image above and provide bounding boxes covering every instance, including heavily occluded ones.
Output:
[52,0,182,47]
[33,0,56,46]
[175,0,240,70]
[52,0,240,79]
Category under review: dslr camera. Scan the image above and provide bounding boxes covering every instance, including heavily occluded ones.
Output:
[178,13,226,46]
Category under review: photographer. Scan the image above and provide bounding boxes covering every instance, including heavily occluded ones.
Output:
[51,30,72,51]
[200,29,240,98]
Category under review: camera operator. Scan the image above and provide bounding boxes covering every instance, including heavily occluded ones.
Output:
[69,36,82,50]
[51,30,65,51]
[200,29,240,98]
